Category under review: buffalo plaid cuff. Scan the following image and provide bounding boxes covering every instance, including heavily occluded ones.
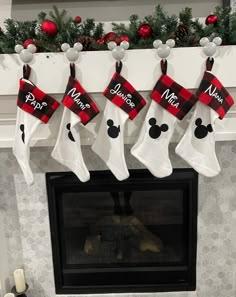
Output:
[196,71,234,119]
[62,76,99,125]
[150,74,198,120]
[17,79,60,124]
[103,71,146,120]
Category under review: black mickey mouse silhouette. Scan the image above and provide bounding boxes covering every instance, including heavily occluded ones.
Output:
[107,119,120,138]
[194,118,213,139]
[148,118,169,139]
[20,124,25,143]
[66,123,75,142]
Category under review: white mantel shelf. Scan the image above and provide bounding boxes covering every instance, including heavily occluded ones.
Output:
[0,46,236,148]
[1,46,236,94]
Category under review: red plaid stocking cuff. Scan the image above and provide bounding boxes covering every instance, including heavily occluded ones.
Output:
[103,70,146,120]
[17,79,60,124]
[196,71,234,119]
[150,74,198,120]
[62,76,99,125]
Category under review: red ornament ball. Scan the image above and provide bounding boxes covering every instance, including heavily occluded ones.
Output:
[103,32,118,43]
[205,14,218,26]
[41,20,58,36]
[96,38,105,44]
[120,35,130,43]
[115,37,121,45]
[75,16,82,23]
[138,24,152,39]
[23,39,36,49]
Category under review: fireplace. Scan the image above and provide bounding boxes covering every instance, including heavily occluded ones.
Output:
[46,169,198,294]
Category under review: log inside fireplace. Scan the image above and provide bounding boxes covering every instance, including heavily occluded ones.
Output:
[46,169,198,294]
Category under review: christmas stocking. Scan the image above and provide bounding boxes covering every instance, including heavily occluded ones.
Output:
[176,58,234,177]
[51,63,99,182]
[92,61,146,181]
[131,59,198,178]
[13,65,60,185]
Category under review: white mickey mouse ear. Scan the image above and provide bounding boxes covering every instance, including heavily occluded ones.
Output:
[166,39,175,48]
[61,43,70,52]
[200,37,209,47]
[120,40,129,50]
[15,44,24,54]
[153,39,162,49]
[27,44,37,53]
[213,36,222,46]
[108,41,117,51]
[73,42,83,52]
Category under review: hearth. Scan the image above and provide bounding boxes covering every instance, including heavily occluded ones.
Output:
[46,169,198,294]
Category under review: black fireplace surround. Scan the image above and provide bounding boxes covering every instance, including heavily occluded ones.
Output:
[46,169,198,294]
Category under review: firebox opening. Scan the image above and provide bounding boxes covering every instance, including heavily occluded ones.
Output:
[46,169,198,294]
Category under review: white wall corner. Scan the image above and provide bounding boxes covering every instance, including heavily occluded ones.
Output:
[0,0,12,27]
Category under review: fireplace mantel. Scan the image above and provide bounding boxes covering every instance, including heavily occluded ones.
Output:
[0,46,236,148]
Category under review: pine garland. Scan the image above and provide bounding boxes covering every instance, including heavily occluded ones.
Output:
[0,4,235,54]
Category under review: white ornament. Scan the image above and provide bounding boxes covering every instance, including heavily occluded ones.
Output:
[153,39,162,49]
[213,36,222,46]
[203,42,217,57]
[15,44,23,54]
[27,44,37,53]
[166,39,175,48]
[200,37,209,47]
[157,44,171,59]
[61,43,70,52]
[111,46,125,61]
[108,41,117,51]
[66,48,79,62]
[73,42,83,52]
[120,40,129,50]
[20,49,33,64]
[61,43,82,62]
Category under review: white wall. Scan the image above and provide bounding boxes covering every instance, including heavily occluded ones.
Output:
[11,0,221,21]
[0,0,12,26]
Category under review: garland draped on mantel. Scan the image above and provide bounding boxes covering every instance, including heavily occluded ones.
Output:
[0,5,235,54]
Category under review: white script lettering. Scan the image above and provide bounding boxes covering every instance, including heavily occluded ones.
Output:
[68,88,90,110]
[204,84,223,104]
[110,83,135,108]
[161,89,179,108]
[25,92,47,110]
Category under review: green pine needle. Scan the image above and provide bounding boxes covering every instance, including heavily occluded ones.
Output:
[0,4,234,53]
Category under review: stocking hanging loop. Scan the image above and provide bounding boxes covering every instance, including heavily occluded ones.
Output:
[70,63,76,78]
[23,64,31,79]
[161,59,168,75]
[206,57,214,71]
[116,60,123,74]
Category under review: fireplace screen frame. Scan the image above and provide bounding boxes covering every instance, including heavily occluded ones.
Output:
[46,169,198,295]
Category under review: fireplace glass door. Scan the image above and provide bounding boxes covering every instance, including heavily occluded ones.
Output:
[46,169,198,294]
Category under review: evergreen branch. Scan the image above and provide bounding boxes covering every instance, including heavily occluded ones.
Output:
[38,12,47,23]
[93,22,104,40]
[49,5,68,31]
[179,7,192,26]
[0,4,236,53]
